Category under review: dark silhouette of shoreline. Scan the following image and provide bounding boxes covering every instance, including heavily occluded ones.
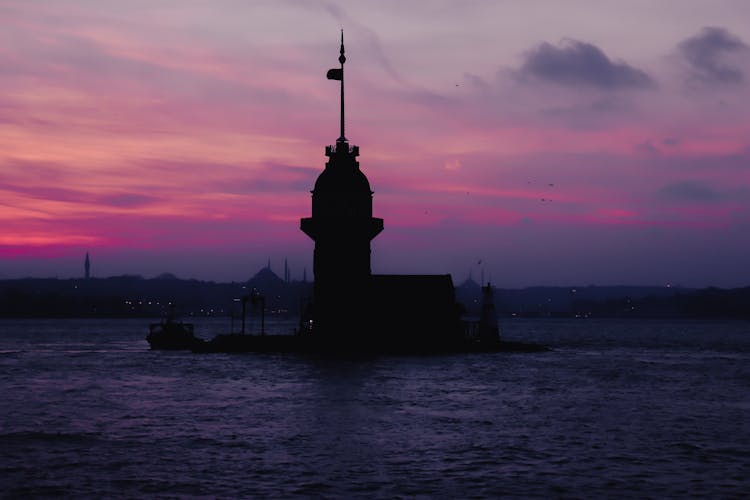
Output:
[1,275,747,320]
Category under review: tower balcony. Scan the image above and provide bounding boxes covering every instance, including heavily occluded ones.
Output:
[300,216,383,241]
[326,144,359,157]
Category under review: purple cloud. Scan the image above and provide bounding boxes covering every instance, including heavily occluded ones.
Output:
[678,27,748,85]
[99,193,160,208]
[658,180,722,202]
[518,39,655,89]
[208,162,317,194]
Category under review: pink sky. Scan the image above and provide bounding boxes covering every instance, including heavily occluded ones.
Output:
[1,1,749,287]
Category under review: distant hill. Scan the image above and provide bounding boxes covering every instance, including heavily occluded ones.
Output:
[0,274,312,319]
[0,274,747,319]
[456,281,750,319]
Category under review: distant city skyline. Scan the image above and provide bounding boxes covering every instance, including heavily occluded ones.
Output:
[2,1,749,288]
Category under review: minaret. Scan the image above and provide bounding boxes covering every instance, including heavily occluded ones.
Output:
[300,32,384,339]
[84,252,90,280]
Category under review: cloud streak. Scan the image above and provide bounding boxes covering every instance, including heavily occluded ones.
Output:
[517,39,655,90]
[658,180,722,202]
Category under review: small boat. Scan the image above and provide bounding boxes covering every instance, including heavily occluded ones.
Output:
[146,308,201,350]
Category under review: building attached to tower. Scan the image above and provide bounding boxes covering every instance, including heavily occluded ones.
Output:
[300,34,465,351]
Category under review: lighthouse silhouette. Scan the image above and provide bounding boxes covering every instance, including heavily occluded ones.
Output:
[301,32,383,343]
[300,33,468,351]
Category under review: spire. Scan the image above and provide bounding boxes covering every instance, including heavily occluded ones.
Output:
[326,30,346,143]
[339,30,346,143]
[84,251,90,280]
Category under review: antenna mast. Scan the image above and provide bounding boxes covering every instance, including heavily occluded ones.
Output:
[338,30,346,142]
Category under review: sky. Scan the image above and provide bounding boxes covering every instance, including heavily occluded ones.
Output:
[1,0,749,287]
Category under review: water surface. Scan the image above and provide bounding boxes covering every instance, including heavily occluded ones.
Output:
[1,318,748,497]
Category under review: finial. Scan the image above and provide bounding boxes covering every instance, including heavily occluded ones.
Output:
[339,30,346,64]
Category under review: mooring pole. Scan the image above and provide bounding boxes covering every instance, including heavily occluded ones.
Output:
[241,295,248,335]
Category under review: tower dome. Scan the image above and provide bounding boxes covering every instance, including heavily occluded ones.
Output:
[311,144,374,221]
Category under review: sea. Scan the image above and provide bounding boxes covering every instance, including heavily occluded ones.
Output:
[1,317,749,498]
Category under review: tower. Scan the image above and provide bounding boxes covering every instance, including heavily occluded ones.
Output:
[478,282,500,342]
[84,251,90,280]
[300,32,383,339]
